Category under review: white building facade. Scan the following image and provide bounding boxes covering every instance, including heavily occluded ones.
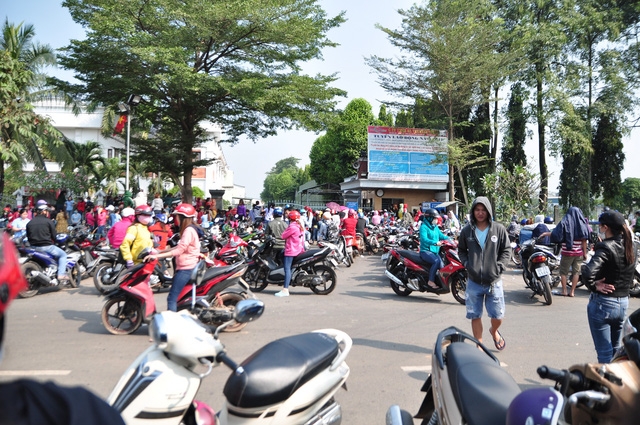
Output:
[30,99,242,204]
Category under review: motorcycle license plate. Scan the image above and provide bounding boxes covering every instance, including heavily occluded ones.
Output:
[535,265,550,277]
[381,253,389,261]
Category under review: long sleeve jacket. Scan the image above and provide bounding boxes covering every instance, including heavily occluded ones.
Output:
[581,235,634,297]
[458,222,510,286]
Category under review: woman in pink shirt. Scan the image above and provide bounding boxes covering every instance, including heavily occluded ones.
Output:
[275,210,306,297]
[145,203,201,311]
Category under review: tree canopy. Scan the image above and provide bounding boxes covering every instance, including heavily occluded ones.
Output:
[54,0,346,203]
[260,157,309,201]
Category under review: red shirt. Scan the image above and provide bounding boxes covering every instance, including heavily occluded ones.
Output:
[341,217,357,238]
[149,222,173,250]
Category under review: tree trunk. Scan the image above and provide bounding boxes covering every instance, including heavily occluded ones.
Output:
[448,117,455,203]
[492,86,499,164]
[536,65,548,212]
[0,157,4,199]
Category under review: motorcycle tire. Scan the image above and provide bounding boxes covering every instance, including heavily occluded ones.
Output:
[368,235,380,254]
[243,267,269,292]
[450,272,467,305]
[522,267,530,286]
[630,271,640,297]
[309,265,337,295]
[19,261,42,298]
[541,275,553,305]
[93,263,121,294]
[101,295,144,335]
[68,264,80,288]
[511,252,522,267]
[343,244,352,267]
[202,292,247,332]
[389,265,412,296]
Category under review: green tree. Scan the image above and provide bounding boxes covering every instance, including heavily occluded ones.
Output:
[93,157,125,195]
[367,0,514,202]
[591,113,624,206]
[63,139,104,178]
[482,164,539,223]
[377,105,394,126]
[309,98,377,185]
[55,0,346,204]
[500,82,528,171]
[0,20,68,195]
[260,157,309,201]
[613,177,640,215]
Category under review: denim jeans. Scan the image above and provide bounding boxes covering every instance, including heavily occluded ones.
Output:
[587,292,629,363]
[34,245,68,278]
[419,250,442,283]
[283,255,294,289]
[167,268,194,312]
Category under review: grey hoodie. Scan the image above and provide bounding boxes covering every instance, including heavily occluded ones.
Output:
[458,197,511,286]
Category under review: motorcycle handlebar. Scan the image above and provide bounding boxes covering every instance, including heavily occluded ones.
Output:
[537,365,585,390]
[216,352,242,374]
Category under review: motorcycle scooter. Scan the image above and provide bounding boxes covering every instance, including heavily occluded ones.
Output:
[386,325,640,425]
[108,299,352,425]
[243,236,338,295]
[384,239,467,305]
[101,251,253,335]
[519,236,559,305]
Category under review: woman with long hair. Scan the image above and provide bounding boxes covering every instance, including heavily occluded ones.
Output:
[145,203,201,311]
[581,210,635,363]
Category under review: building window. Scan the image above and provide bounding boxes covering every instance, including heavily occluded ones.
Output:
[107,149,113,159]
[381,198,404,212]
[193,150,202,160]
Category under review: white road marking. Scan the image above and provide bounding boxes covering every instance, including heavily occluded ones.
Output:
[0,370,71,377]
[402,365,431,373]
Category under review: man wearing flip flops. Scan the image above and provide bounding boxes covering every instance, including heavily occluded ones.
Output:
[458,196,511,351]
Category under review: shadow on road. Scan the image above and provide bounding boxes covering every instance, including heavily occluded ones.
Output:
[352,337,431,355]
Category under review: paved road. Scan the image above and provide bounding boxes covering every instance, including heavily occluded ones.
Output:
[2,255,639,424]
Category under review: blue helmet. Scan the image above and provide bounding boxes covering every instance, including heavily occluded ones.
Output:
[273,207,283,218]
[544,216,554,224]
[506,387,563,425]
[155,213,167,223]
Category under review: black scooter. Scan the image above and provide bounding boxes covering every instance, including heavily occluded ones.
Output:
[243,237,338,295]
[519,236,559,305]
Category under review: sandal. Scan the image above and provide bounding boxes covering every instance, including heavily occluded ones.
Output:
[489,328,506,351]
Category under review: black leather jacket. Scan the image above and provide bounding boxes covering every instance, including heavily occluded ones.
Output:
[580,235,635,297]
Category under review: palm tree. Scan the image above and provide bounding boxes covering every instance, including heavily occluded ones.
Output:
[63,139,105,178]
[0,19,69,196]
[93,157,125,195]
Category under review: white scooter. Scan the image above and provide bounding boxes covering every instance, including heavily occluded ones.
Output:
[107,299,352,425]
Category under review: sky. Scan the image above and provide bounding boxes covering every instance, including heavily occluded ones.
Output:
[3,0,639,199]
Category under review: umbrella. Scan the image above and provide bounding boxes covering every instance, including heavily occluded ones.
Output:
[326,202,341,211]
[338,205,349,212]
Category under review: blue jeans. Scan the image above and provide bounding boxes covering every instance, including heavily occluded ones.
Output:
[34,245,68,278]
[587,292,629,363]
[419,250,442,283]
[283,255,294,289]
[167,268,194,312]
[465,279,505,320]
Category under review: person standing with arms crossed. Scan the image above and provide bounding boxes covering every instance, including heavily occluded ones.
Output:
[458,197,511,350]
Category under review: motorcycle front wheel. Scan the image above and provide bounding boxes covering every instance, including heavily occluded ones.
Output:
[309,264,337,295]
[19,261,42,298]
[243,266,269,292]
[101,295,144,335]
[541,275,553,305]
[449,272,467,305]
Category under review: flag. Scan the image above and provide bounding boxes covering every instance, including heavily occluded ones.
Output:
[113,114,128,135]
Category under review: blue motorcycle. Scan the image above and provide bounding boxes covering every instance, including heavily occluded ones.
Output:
[18,234,82,298]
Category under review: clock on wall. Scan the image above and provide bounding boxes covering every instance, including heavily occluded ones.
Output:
[376,189,384,197]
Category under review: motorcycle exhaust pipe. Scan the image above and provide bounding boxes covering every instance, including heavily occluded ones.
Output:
[385,270,405,287]
[31,271,52,286]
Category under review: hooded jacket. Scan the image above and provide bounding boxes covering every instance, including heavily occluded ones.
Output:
[458,197,510,286]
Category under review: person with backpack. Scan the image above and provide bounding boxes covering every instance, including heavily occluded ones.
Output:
[145,203,202,311]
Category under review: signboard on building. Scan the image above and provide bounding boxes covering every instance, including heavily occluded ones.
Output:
[367,126,448,182]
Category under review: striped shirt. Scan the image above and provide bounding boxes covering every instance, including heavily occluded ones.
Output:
[561,240,584,257]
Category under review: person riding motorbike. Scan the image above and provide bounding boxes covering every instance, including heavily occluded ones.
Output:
[0,233,126,425]
[265,206,287,263]
[25,200,69,285]
[119,205,155,268]
[107,207,135,249]
[418,208,451,290]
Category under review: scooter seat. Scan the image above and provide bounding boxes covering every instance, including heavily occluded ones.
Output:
[447,342,520,425]
[399,250,432,267]
[223,332,339,408]
[198,262,244,284]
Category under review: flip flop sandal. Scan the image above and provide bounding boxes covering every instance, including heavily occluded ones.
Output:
[492,330,506,351]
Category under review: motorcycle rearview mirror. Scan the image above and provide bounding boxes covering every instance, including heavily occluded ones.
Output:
[214,299,265,338]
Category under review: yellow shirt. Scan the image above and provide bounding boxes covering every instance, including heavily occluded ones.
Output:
[119,223,154,264]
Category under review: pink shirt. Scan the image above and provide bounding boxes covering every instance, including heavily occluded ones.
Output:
[281,221,305,257]
[172,226,201,270]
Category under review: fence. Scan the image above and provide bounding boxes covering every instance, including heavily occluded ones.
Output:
[264,200,329,211]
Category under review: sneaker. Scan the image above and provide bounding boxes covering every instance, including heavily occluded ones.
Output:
[275,289,289,297]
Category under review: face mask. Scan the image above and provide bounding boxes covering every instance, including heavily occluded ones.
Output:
[137,215,151,225]
[431,219,439,226]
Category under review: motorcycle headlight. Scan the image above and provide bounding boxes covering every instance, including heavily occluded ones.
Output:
[149,313,168,349]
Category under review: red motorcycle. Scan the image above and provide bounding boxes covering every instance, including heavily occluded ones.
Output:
[101,250,253,335]
[384,239,467,305]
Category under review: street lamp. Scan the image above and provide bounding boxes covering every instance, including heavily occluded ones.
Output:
[117,95,142,192]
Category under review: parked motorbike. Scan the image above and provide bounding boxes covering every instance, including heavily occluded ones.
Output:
[384,239,467,305]
[101,251,253,335]
[17,234,82,298]
[519,236,559,305]
[108,299,352,425]
[243,236,338,295]
[386,324,640,425]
